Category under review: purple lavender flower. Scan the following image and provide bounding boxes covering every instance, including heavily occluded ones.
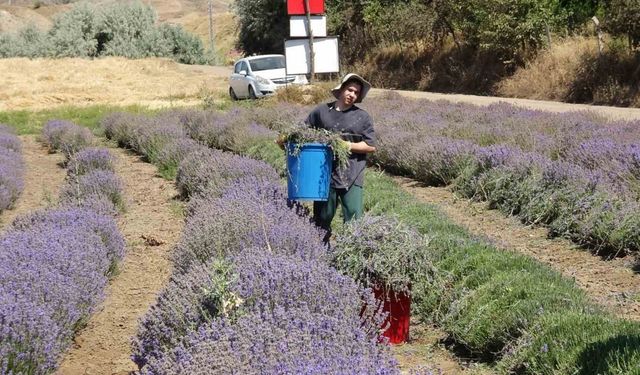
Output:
[67,147,116,177]
[60,169,125,212]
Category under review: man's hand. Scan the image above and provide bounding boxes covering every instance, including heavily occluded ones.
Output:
[348,141,376,154]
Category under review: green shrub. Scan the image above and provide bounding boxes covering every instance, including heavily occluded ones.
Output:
[500,311,640,375]
[0,1,209,64]
[13,24,47,58]
[47,3,98,57]
[160,24,209,65]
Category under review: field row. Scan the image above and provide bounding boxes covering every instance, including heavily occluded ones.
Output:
[0,124,24,213]
[1,120,126,373]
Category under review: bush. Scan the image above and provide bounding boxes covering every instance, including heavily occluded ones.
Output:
[0,1,209,64]
[47,3,98,57]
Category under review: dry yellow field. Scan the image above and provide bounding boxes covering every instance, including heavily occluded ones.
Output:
[0,57,232,111]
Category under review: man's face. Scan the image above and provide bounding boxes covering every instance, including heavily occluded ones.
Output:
[339,82,362,107]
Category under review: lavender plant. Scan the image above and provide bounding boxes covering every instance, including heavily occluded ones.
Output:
[141,306,398,375]
[0,134,24,213]
[173,177,325,273]
[61,169,125,212]
[175,147,277,199]
[42,119,93,160]
[67,147,116,177]
[0,225,110,373]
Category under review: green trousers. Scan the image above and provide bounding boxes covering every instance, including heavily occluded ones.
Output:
[313,185,363,242]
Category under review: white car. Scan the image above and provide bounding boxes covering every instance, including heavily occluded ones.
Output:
[228,54,308,100]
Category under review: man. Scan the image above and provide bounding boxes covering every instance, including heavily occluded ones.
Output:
[305,73,376,242]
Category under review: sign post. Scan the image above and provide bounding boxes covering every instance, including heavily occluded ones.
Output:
[304,0,315,81]
[285,0,338,79]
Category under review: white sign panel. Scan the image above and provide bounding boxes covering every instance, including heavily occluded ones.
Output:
[289,15,327,37]
[285,37,339,74]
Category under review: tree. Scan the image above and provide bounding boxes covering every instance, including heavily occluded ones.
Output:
[233,0,288,55]
[604,0,640,49]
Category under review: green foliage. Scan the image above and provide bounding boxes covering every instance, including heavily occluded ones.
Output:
[243,139,286,175]
[47,3,98,57]
[233,0,288,55]
[159,24,210,65]
[603,0,640,49]
[14,24,47,58]
[97,2,169,58]
[0,1,209,64]
[0,104,155,135]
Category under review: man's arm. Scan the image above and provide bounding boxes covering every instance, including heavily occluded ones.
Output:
[346,141,376,154]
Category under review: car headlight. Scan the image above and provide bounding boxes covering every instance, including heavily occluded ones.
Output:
[255,75,271,86]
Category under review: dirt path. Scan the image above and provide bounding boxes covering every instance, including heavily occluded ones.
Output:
[56,147,182,375]
[393,323,493,375]
[396,177,640,321]
[0,135,66,230]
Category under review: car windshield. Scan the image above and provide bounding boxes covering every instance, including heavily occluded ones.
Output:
[249,56,285,72]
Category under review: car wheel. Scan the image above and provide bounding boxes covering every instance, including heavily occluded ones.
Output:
[229,87,238,101]
[248,85,257,100]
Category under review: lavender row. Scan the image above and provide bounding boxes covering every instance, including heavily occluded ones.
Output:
[0,124,24,213]
[99,114,404,373]
[0,122,126,373]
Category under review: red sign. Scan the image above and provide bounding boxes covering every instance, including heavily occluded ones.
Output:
[287,0,324,15]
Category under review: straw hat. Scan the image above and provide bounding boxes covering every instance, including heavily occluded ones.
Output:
[331,73,371,103]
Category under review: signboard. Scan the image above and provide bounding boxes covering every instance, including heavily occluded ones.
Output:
[289,15,327,37]
[285,37,339,74]
[287,0,324,15]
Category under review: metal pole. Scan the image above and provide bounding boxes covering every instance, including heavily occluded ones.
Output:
[592,16,604,55]
[208,0,215,62]
[304,0,315,81]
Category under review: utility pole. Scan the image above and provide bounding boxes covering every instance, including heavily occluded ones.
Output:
[208,0,215,63]
[304,0,315,82]
[592,16,604,55]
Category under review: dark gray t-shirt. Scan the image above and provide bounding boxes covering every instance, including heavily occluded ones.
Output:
[305,102,376,189]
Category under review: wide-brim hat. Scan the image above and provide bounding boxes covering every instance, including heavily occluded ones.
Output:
[331,73,371,103]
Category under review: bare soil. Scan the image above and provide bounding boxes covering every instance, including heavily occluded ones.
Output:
[0,135,65,230]
[55,146,182,375]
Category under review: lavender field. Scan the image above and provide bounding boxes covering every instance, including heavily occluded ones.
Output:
[99,106,640,374]
[100,113,417,374]
[0,120,125,374]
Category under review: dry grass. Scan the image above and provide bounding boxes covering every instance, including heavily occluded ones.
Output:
[497,37,596,101]
[271,83,334,105]
[498,36,640,106]
[0,57,231,111]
